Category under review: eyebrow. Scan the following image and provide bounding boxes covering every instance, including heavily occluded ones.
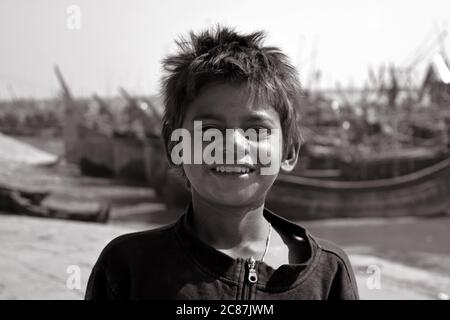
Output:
[192,113,226,122]
[192,112,276,124]
[244,113,277,124]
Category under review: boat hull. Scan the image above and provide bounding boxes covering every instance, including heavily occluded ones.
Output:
[266,157,450,220]
[113,136,146,181]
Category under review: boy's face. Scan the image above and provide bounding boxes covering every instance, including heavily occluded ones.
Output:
[180,82,290,207]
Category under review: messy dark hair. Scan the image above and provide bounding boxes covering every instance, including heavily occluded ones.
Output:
[161,25,302,165]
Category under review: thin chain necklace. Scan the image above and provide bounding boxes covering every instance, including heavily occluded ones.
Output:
[260,222,272,262]
[247,222,272,284]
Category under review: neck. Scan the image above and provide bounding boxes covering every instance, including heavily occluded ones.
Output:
[188,190,270,250]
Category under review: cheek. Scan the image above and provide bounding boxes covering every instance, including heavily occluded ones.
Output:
[183,164,202,180]
[255,139,282,166]
[182,164,214,193]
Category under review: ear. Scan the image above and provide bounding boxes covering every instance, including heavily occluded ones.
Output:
[280,142,300,172]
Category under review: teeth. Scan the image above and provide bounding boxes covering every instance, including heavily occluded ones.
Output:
[214,166,251,174]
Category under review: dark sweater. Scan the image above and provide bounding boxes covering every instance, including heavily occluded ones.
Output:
[85,205,359,300]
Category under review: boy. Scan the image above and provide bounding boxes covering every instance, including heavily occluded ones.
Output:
[85,26,359,300]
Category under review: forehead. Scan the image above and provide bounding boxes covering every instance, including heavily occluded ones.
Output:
[183,82,280,125]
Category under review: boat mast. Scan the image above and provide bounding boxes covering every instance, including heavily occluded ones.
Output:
[53,65,82,164]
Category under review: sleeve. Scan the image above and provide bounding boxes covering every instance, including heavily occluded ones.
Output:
[84,233,135,300]
[84,264,120,300]
[327,254,360,300]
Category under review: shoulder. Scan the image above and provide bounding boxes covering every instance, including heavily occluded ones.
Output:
[315,237,351,260]
[311,236,359,299]
[95,223,177,268]
[310,235,353,270]
[86,222,182,299]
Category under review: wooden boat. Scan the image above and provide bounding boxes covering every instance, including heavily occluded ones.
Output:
[54,66,84,165]
[113,132,146,181]
[77,125,115,177]
[109,89,152,181]
[338,146,448,181]
[0,185,110,223]
[295,142,448,181]
[143,137,191,209]
[56,67,149,181]
[143,137,167,189]
[76,126,149,182]
[266,156,450,220]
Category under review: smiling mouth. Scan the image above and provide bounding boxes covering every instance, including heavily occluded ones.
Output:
[210,165,256,174]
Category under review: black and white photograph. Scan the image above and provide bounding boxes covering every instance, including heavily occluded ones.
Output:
[0,0,449,303]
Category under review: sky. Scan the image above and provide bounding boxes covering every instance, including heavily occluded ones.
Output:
[0,0,449,99]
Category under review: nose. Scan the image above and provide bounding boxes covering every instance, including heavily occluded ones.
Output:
[224,129,250,160]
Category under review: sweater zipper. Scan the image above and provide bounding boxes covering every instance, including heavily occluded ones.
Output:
[244,256,257,300]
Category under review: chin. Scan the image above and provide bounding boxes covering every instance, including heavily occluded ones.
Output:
[185,164,277,207]
[211,191,262,208]
[194,180,272,209]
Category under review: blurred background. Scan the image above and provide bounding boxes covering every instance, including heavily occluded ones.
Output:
[0,0,449,300]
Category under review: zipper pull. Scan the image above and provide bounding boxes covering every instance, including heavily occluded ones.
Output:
[247,256,258,284]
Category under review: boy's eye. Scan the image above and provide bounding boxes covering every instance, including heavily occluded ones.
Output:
[255,128,272,139]
[241,127,272,142]
[201,126,213,132]
[201,126,225,134]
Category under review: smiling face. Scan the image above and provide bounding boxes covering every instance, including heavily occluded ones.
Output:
[180,82,291,208]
